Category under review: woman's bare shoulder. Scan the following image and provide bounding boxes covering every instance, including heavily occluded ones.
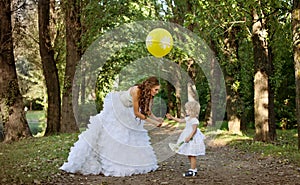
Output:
[129,86,139,96]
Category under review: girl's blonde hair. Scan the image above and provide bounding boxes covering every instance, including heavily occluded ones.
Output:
[185,101,200,117]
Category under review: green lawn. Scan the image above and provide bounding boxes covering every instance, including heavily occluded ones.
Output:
[0,133,79,184]
[26,111,46,137]
[1,117,299,184]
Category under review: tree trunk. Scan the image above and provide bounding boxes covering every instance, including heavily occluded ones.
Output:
[169,1,187,118]
[268,47,276,141]
[292,0,300,150]
[208,39,221,127]
[252,9,270,142]
[38,0,61,135]
[0,0,31,142]
[60,0,81,133]
[224,26,242,135]
[166,82,175,114]
[204,100,212,127]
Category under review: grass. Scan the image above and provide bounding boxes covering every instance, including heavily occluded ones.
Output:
[1,117,300,184]
[25,111,45,121]
[208,129,300,166]
[26,111,46,137]
[0,133,79,184]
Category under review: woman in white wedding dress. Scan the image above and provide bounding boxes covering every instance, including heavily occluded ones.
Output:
[60,76,164,177]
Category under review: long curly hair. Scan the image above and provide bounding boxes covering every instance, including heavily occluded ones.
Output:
[137,76,160,116]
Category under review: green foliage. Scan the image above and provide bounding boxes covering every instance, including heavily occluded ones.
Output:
[81,0,157,51]
[77,103,96,128]
[14,3,47,110]
[16,59,45,110]
[13,0,298,131]
[219,121,229,131]
[95,42,148,111]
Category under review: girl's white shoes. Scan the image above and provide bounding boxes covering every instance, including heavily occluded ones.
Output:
[183,168,197,177]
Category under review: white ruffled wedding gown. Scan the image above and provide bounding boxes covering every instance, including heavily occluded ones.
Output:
[59,89,158,176]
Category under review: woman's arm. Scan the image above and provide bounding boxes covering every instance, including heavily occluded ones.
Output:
[131,86,162,127]
[149,112,163,122]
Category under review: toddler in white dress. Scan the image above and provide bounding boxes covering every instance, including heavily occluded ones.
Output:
[166,101,205,177]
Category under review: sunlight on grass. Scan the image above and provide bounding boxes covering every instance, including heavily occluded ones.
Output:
[205,129,252,146]
[229,129,300,166]
[204,129,300,166]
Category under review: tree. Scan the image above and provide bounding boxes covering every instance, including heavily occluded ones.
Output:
[252,7,272,142]
[14,1,45,111]
[38,0,61,134]
[60,0,82,133]
[292,0,300,150]
[0,0,31,142]
[224,25,242,135]
[250,0,287,142]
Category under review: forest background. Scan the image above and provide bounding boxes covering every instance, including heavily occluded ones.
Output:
[0,0,300,175]
[1,0,300,184]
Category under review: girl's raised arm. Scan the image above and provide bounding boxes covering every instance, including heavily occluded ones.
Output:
[166,113,185,123]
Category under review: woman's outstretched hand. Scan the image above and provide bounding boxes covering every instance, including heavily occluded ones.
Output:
[145,117,163,127]
[156,122,163,127]
[156,117,164,127]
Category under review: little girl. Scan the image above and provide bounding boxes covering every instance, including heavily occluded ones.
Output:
[166,101,205,177]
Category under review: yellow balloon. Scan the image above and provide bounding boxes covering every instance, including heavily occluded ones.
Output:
[146,28,173,58]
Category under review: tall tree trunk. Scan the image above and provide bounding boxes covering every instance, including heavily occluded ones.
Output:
[268,47,276,141]
[252,9,270,142]
[60,0,81,133]
[207,39,220,127]
[224,26,242,135]
[0,0,31,142]
[292,0,300,150]
[38,0,61,135]
[204,100,212,127]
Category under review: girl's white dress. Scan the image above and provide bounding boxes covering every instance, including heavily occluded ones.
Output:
[176,117,205,156]
[59,89,158,176]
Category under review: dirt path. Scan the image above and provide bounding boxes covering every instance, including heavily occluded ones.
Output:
[49,125,300,185]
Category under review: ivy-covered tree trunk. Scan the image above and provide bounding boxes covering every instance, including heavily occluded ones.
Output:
[60,0,81,133]
[0,0,31,142]
[292,0,300,150]
[224,26,242,135]
[38,0,61,135]
[252,9,270,142]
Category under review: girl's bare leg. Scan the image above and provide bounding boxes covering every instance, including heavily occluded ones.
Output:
[188,156,197,169]
[183,156,198,176]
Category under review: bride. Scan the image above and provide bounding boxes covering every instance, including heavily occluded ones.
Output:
[60,76,164,176]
